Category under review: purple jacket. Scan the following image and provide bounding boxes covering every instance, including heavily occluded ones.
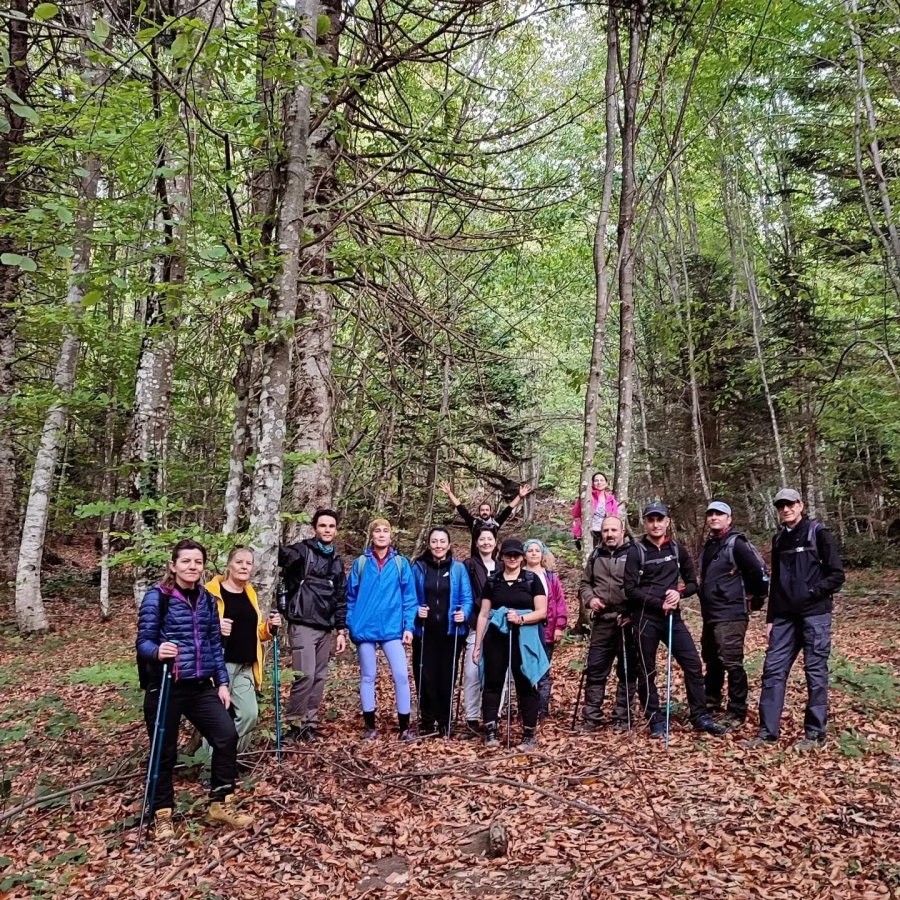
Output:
[136,583,229,686]
[543,571,568,643]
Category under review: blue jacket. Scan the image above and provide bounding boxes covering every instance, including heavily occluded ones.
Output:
[480,606,549,687]
[412,556,473,637]
[346,548,418,643]
[136,583,229,687]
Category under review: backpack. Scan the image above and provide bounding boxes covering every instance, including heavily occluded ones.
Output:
[718,533,770,608]
[635,539,683,578]
[137,591,170,690]
[777,520,822,563]
[356,553,404,581]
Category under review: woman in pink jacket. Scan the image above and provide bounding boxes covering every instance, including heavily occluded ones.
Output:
[571,472,620,551]
[524,539,568,719]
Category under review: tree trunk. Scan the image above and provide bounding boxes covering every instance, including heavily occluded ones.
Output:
[15,3,103,631]
[579,9,618,559]
[612,6,642,509]
[0,0,31,581]
[249,0,320,604]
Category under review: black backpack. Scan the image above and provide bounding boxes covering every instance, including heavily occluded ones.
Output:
[137,591,170,690]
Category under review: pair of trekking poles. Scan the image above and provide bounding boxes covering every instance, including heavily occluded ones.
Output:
[416,607,466,741]
[572,613,674,748]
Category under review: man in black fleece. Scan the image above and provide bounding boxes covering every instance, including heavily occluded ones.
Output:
[699,501,769,730]
[624,502,725,738]
[744,489,845,752]
[439,480,532,557]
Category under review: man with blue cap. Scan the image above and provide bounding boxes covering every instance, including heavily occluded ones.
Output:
[623,501,725,738]
[699,500,769,731]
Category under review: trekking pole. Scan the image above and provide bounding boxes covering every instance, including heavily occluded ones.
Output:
[506,626,513,750]
[416,628,426,732]
[664,612,674,749]
[273,583,288,763]
[621,623,631,733]
[447,608,461,740]
[136,659,173,851]
[570,636,590,731]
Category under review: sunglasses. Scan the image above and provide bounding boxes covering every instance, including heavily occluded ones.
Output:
[775,501,799,509]
[501,552,523,559]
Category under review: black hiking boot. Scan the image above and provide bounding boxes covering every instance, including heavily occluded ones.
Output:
[484,721,499,748]
[516,727,538,751]
[694,715,727,737]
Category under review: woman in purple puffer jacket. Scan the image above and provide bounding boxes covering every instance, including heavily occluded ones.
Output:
[523,539,568,719]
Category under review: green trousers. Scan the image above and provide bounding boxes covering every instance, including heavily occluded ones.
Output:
[203,662,258,756]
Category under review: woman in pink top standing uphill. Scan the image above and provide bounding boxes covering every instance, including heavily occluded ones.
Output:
[571,472,620,551]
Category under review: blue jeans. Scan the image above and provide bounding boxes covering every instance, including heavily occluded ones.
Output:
[758,614,831,740]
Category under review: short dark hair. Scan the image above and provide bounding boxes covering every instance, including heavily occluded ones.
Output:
[312,508,340,527]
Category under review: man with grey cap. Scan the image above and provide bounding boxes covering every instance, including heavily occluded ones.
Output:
[699,501,769,731]
[744,489,844,752]
[623,501,725,738]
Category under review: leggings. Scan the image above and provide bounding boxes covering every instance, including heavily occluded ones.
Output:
[357,639,411,715]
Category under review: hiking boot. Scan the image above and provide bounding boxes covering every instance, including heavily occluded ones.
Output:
[719,714,745,733]
[794,736,826,753]
[740,733,777,750]
[461,720,481,740]
[694,715,727,736]
[649,721,666,739]
[285,723,316,743]
[362,728,378,742]
[579,719,602,733]
[516,728,538,751]
[398,729,414,742]
[152,808,175,841]
[207,795,252,829]
[484,722,499,748]
[611,719,630,733]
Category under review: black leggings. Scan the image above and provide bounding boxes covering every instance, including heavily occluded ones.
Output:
[481,626,539,729]
[412,630,463,727]
[143,679,238,814]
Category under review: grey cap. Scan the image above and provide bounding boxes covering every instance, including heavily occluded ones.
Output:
[773,488,802,505]
[706,501,732,516]
[642,501,669,518]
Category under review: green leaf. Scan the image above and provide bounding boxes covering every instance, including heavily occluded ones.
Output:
[200,245,228,260]
[54,245,74,259]
[91,17,111,44]
[317,14,331,37]
[0,115,9,136]
[170,32,190,59]
[33,3,59,21]
[10,103,38,125]
[81,289,103,308]
[1,253,37,272]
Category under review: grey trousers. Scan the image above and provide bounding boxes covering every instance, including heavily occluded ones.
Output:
[758,613,831,740]
[285,624,332,725]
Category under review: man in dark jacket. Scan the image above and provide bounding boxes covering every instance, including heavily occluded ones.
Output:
[279,509,347,741]
[699,501,769,731]
[439,480,532,557]
[624,502,725,738]
[579,516,636,729]
[744,489,845,752]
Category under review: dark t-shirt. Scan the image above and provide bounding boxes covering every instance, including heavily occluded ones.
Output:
[221,586,257,665]
[483,569,544,614]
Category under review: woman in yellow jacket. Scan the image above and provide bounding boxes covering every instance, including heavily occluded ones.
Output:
[206,546,281,754]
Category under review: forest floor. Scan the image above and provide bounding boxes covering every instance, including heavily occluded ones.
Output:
[1,542,899,899]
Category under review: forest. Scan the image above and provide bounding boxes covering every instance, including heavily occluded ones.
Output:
[1,0,899,897]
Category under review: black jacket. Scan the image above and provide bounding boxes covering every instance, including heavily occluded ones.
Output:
[464,555,496,630]
[700,530,769,624]
[768,518,844,622]
[279,539,347,631]
[624,537,697,620]
[456,503,514,557]
[579,540,631,620]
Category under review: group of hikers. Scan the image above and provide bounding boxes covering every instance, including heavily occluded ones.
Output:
[135,476,845,842]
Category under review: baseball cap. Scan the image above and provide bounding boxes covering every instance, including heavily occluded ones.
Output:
[773,488,801,505]
[706,501,732,516]
[499,538,525,556]
[642,501,669,518]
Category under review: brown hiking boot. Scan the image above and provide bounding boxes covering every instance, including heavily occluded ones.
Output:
[152,808,175,841]
[207,795,252,829]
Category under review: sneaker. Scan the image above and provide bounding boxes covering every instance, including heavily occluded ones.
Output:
[740,733,777,750]
[649,721,666,739]
[152,808,175,841]
[285,723,316,743]
[484,722,499,748]
[207,795,252,829]
[362,728,378,742]
[694,715,727,736]
[794,736,825,753]
[516,728,538,751]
